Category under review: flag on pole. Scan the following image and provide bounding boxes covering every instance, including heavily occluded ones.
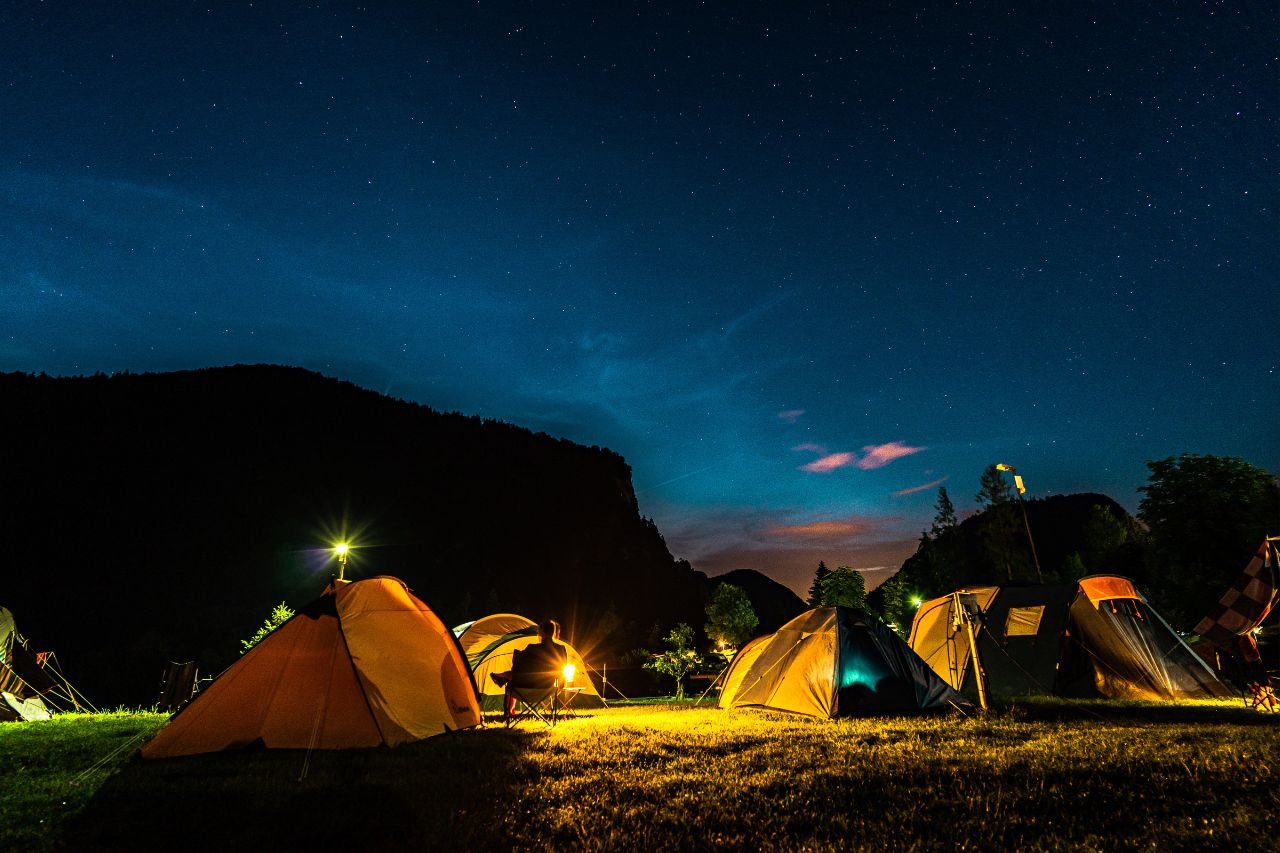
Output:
[1193,540,1279,649]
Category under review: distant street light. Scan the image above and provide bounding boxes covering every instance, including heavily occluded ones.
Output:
[995,463,1043,583]
[335,542,350,581]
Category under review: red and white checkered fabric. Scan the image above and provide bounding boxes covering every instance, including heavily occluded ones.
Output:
[1194,540,1278,649]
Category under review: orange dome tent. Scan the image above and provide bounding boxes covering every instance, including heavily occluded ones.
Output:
[142,576,480,759]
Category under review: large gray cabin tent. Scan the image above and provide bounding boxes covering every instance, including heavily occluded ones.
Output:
[908,575,1233,701]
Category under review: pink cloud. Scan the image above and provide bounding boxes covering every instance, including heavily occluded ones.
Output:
[856,441,926,470]
[801,452,857,473]
[777,409,805,423]
[791,442,828,455]
[894,475,949,497]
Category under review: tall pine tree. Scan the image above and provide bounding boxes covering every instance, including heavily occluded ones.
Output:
[807,560,831,607]
[931,486,957,535]
[976,464,1014,507]
[975,465,1024,581]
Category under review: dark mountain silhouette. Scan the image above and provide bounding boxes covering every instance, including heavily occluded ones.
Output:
[870,492,1146,622]
[1,366,712,707]
[709,569,807,635]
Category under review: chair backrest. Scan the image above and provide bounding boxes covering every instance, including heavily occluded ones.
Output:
[509,642,566,690]
[505,643,568,728]
[156,661,199,712]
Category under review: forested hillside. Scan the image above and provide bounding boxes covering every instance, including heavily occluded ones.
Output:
[1,366,708,706]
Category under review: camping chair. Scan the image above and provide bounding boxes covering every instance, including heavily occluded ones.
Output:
[505,676,561,728]
[155,661,199,713]
[1246,677,1277,713]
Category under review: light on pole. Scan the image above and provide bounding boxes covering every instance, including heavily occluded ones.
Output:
[995,463,1043,583]
[335,542,350,581]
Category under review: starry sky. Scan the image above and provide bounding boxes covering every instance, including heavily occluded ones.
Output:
[3,2,1276,598]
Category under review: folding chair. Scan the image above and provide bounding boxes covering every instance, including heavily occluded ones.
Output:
[1246,678,1277,713]
[505,676,561,728]
[155,661,199,713]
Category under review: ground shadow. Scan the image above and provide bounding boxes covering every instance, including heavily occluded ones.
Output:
[990,696,1278,725]
[58,725,540,851]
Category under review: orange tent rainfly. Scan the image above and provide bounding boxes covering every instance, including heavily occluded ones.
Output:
[142,576,480,759]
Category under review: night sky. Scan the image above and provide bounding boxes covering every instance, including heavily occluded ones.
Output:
[4,2,1275,597]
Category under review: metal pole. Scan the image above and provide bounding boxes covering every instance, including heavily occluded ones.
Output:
[1015,491,1043,583]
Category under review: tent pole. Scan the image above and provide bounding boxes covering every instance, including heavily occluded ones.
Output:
[693,664,728,705]
[954,592,989,712]
[592,663,631,703]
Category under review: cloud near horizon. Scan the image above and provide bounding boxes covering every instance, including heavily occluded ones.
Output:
[655,506,916,598]
[769,518,872,539]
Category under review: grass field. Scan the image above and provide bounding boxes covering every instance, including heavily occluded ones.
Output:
[2,700,1277,851]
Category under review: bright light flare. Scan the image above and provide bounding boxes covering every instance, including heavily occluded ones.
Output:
[562,663,576,684]
[910,596,924,608]
[334,543,349,557]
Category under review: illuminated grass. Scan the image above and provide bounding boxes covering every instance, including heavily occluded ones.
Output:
[0,711,166,851]
[3,701,1276,850]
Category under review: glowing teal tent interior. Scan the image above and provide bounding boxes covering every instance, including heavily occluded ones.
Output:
[718,607,971,718]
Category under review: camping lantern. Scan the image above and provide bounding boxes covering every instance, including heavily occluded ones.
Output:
[562,663,576,685]
[335,542,349,581]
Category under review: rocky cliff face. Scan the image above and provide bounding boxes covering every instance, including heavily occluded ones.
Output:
[1,366,707,706]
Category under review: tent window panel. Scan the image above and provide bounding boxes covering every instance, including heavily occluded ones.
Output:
[1004,606,1045,638]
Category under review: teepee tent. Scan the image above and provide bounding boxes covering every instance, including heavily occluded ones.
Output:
[142,576,480,759]
[0,605,93,720]
[908,576,1232,701]
[455,613,603,710]
[718,607,971,718]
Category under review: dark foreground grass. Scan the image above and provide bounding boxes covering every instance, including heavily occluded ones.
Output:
[2,700,1276,851]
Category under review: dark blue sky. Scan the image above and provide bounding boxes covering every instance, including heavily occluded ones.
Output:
[4,2,1275,596]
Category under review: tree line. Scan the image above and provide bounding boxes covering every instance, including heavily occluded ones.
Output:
[592,453,1278,700]
[867,454,1277,632]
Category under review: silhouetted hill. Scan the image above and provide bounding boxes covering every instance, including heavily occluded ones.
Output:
[710,569,807,635]
[1,366,710,707]
[888,492,1145,599]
